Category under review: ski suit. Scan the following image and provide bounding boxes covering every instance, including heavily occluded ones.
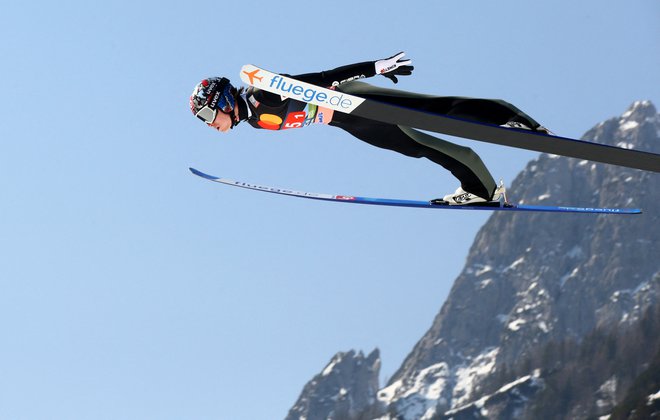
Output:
[237,61,542,200]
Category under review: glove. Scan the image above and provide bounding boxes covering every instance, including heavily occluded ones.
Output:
[374,52,414,84]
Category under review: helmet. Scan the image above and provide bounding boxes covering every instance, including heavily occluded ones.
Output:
[189,77,236,124]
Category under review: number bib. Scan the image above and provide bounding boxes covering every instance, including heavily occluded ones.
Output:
[246,88,335,131]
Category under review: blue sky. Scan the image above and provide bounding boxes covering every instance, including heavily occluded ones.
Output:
[1,1,658,419]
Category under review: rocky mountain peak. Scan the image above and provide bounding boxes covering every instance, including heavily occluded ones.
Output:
[286,102,660,420]
[621,100,657,123]
[285,349,382,420]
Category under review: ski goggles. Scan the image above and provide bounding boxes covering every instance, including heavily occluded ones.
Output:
[195,94,235,123]
[195,105,219,124]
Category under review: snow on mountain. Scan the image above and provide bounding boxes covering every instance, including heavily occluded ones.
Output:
[443,371,543,420]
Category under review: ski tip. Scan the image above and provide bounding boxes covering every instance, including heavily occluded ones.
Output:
[189,167,218,181]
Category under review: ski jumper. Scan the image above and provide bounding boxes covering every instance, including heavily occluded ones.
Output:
[239,61,543,200]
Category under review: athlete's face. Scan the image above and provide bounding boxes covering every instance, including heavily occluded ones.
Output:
[208,111,234,132]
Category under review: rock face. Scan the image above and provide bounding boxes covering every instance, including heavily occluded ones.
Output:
[285,350,382,420]
[286,101,660,420]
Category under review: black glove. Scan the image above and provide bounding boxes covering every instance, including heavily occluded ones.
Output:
[374,52,414,84]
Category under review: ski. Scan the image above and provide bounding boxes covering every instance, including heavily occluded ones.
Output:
[189,168,642,215]
[239,65,660,173]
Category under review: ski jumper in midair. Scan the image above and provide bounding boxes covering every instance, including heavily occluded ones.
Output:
[189,53,549,204]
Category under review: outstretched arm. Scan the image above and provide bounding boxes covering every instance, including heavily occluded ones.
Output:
[292,52,414,87]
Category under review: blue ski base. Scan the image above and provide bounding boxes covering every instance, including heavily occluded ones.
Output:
[190,168,642,215]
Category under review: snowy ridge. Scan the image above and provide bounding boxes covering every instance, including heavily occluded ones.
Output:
[377,348,500,419]
[452,348,500,407]
[444,370,543,418]
[378,362,451,420]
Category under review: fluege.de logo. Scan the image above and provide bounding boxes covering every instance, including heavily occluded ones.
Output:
[267,75,355,109]
[240,66,363,113]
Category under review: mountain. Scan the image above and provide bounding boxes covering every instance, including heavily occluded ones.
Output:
[286,101,660,420]
[285,350,381,420]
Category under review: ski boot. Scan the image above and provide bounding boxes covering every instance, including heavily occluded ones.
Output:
[501,121,554,135]
[431,182,508,207]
